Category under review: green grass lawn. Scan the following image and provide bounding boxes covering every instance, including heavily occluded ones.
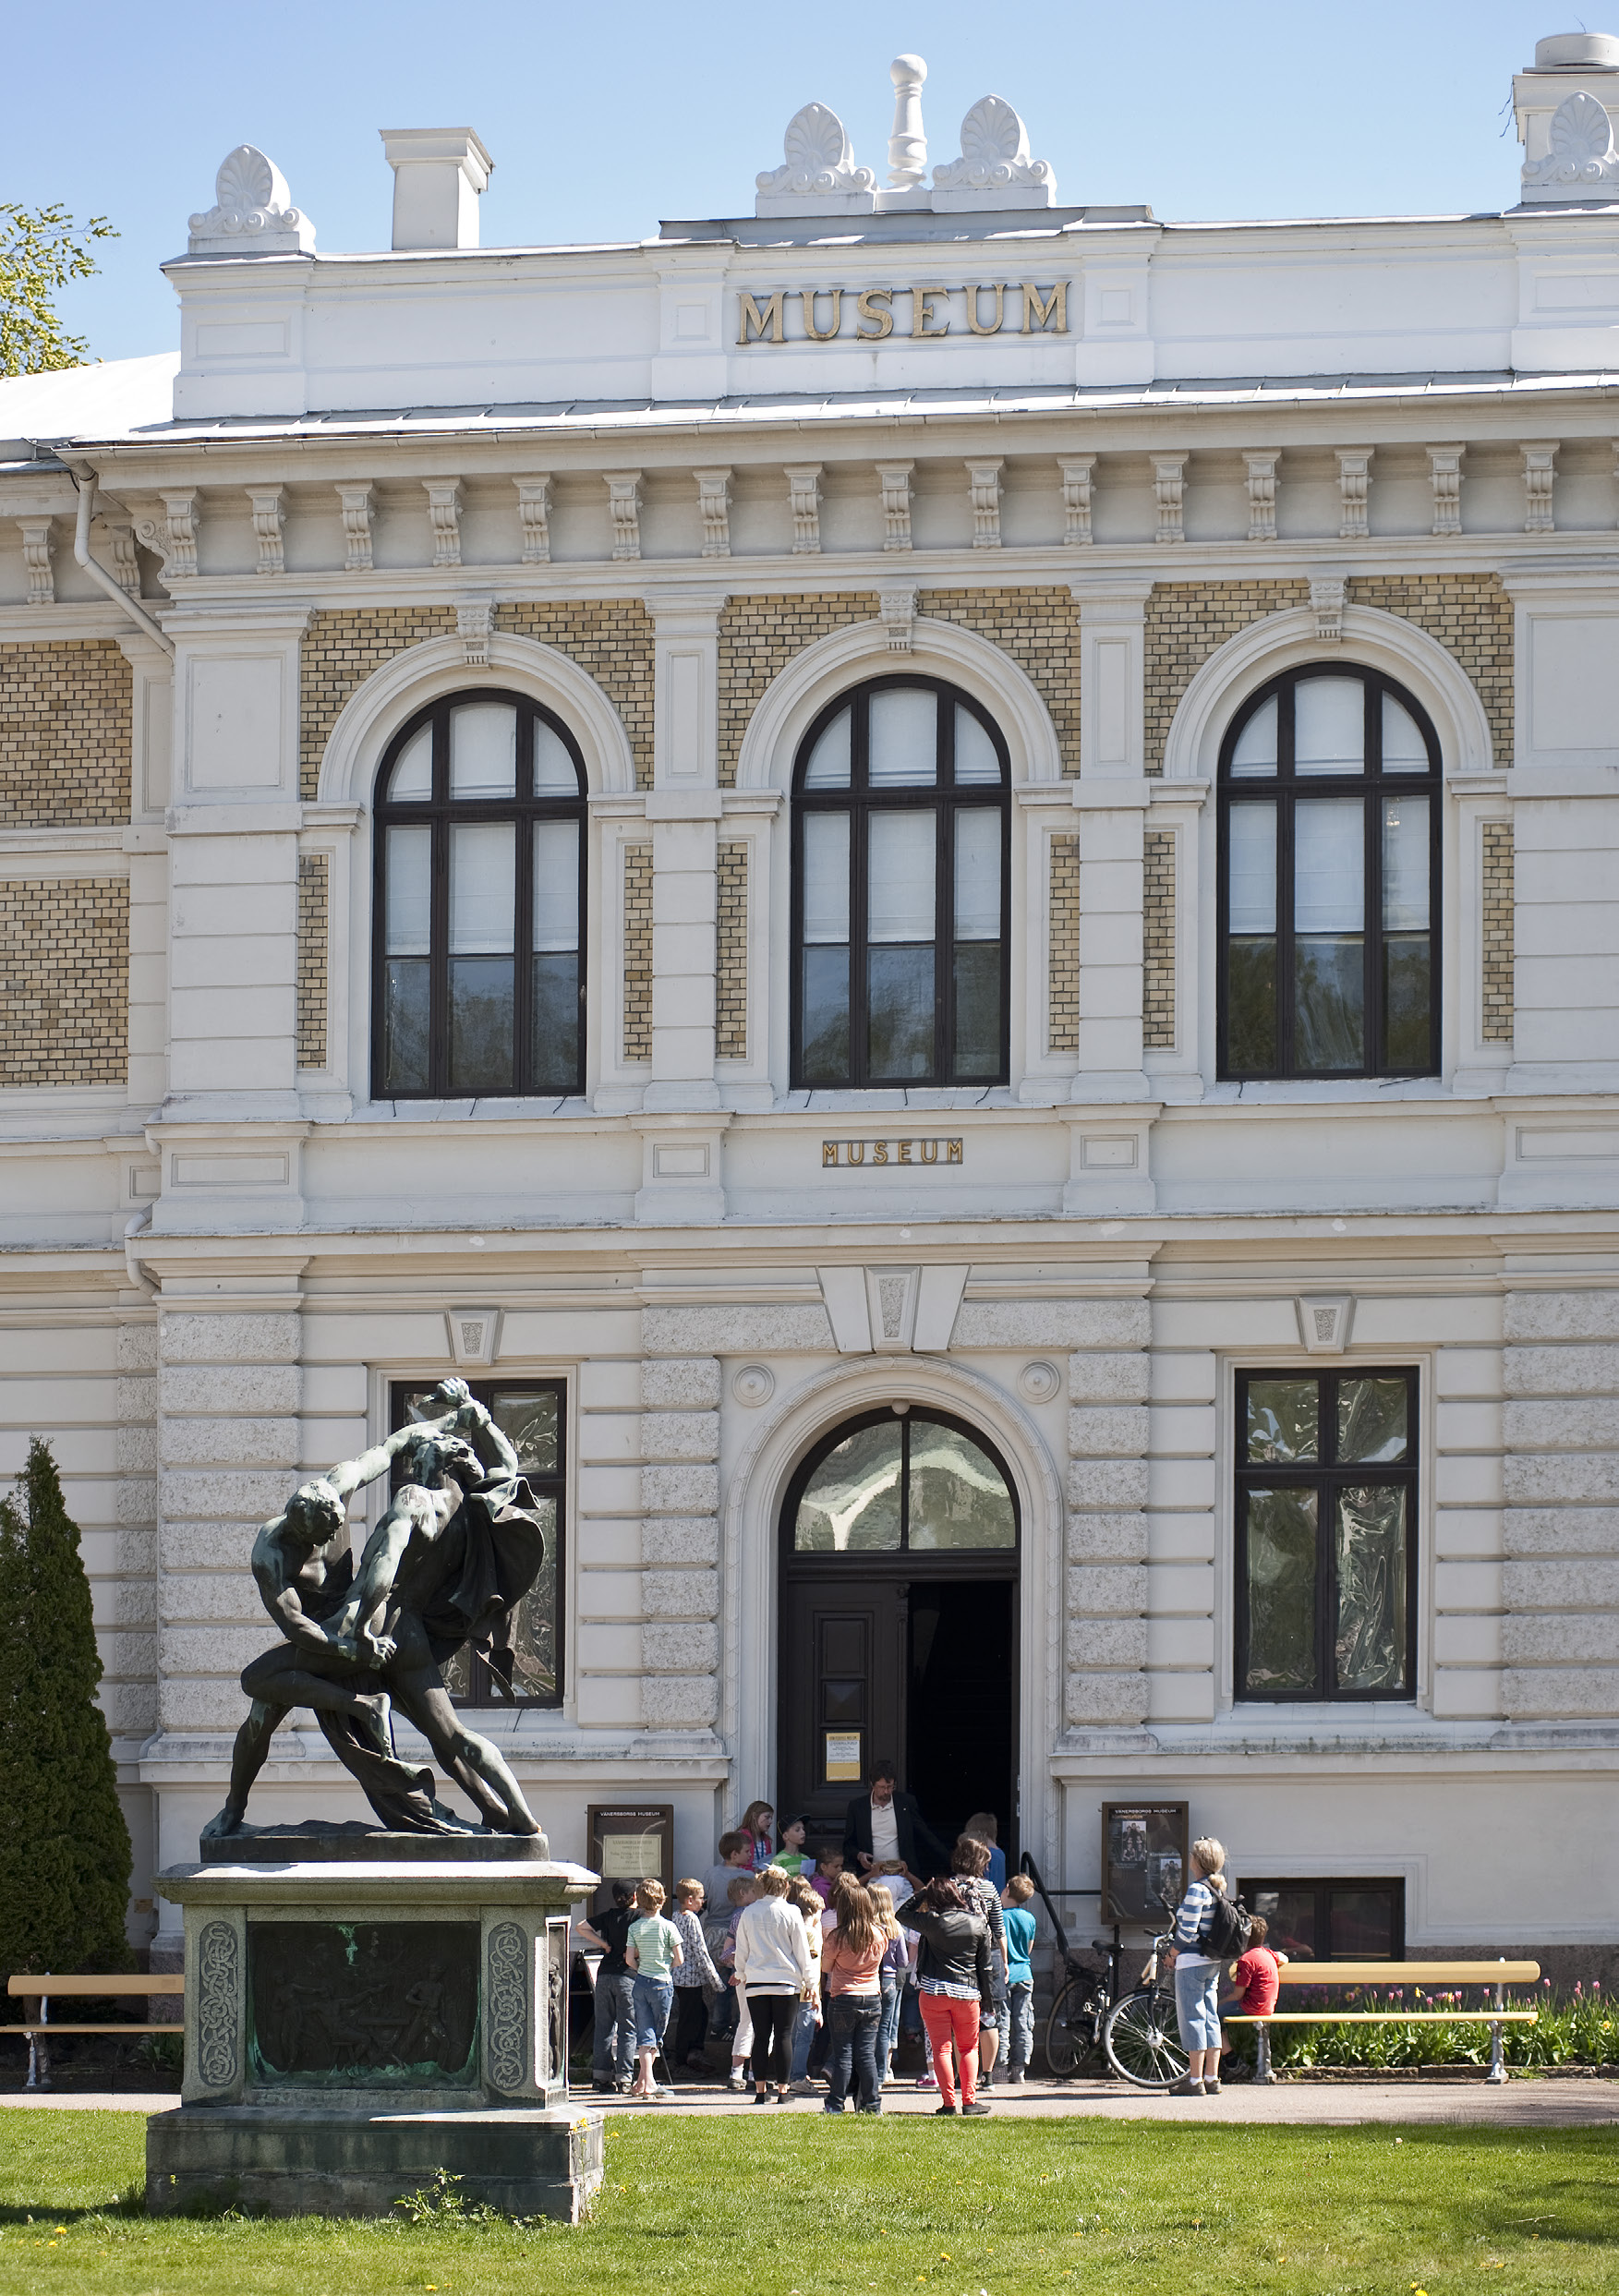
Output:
[1,2109,1616,2294]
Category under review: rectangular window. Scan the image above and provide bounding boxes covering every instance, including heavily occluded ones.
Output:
[388,1378,565,1708]
[1235,1367,1418,1702]
[1239,1877,1405,1962]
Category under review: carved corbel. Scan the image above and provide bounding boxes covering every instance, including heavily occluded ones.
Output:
[879,586,918,653]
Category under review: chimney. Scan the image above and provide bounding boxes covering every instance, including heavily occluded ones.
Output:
[1513,32,1619,202]
[380,127,493,249]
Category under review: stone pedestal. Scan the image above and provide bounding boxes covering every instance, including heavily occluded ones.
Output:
[146,1845,601,2220]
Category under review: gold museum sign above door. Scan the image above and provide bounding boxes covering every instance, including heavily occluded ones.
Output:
[822,1138,964,1166]
[739,282,1069,344]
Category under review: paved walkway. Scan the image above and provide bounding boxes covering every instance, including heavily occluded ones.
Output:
[6,2075,1617,2126]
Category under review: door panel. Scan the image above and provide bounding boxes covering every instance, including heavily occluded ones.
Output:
[779,1577,908,1841]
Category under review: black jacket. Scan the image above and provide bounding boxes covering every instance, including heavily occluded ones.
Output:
[841,1788,948,1878]
[906,1906,994,2008]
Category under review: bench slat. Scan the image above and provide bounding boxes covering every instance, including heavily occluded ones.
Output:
[0,2024,180,2036]
[1274,1961,1539,1987]
[6,1976,183,1997]
[1226,2012,1538,2025]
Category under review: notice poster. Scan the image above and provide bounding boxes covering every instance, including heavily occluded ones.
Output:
[586,1804,672,1904]
[1101,1802,1190,1927]
[824,1731,863,1782]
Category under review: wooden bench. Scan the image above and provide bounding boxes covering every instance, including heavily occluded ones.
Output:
[4,1974,185,2091]
[1225,1957,1540,2085]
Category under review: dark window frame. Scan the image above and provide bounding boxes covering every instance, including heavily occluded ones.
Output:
[1234,1365,1420,1704]
[387,1375,567,1710]
[371,689,588,1101]
[780,1406,1021,1574]
[1238,1874,1407,1962]
[790,674,1012,1090]
[1216,663,1442,1081]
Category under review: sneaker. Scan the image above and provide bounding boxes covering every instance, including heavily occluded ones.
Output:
[752,2090,772,2105]
[592,2079,614,2094]
[962,2100,992,2116]
[821,2102,844,2115]
[915,2072,937,2089]
[1203,2080,1222,2096]
[727,2070,746,2091]
[1006,2066,1026,2085]
[933,2101,958,2116]
[1167,2075,1206,2097]
[788,2078,816,2096]
[614,2080,634,2095]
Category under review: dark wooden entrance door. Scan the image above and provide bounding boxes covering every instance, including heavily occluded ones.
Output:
[779,1577,909,1844]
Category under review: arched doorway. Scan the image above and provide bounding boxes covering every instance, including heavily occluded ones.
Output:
[778,1406,1019,1867]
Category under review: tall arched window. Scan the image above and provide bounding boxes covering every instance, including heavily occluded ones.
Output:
[373,692,586,1099]
[791,676,1010,1088]
[1218,665,1440,1080]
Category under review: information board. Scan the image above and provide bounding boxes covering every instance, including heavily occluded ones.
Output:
[585,1804,673,1907]
[1101,1801,1190,1928]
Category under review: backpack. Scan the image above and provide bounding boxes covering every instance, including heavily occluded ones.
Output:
[1200,1886,1252,1960]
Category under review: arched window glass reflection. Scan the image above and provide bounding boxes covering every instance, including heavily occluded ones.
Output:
[791,1410,1017,1553]
[374,692,586,1100]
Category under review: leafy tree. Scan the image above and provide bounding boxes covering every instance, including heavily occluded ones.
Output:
[0,1439,133,1984]
[0,203,117,376]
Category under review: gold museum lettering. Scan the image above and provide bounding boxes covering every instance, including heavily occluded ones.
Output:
[822,1139,964,1166]
[739,283,1069,344]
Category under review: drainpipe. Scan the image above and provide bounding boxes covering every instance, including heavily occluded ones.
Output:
[70,473,174,657]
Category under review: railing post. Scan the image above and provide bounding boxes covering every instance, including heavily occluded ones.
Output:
[1486,1958,1507,2085]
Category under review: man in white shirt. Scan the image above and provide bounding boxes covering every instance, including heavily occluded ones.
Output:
[841,1759,947,1880]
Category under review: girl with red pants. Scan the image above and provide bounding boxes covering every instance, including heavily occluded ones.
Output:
[904,1878,996,2116]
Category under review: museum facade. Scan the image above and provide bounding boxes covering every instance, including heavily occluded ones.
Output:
[3,35,1618,1974]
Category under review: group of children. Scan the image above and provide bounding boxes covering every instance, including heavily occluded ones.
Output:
[579,1804,1042,2108]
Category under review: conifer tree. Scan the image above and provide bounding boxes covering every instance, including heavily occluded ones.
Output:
[0,1439,133,1982]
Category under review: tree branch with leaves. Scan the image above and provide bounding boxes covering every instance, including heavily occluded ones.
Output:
[0,203,117,377]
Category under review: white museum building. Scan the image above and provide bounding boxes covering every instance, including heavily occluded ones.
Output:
[2,31,1618,1978]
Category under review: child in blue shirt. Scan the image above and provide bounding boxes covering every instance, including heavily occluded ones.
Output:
[1000,1873,1038,2082]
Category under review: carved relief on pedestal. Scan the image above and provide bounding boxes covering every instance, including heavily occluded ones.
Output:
[195,1919,239,2089]
[485,1920,530,2093]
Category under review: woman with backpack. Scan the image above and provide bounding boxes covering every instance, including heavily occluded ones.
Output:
[1166,1835,1248,2097]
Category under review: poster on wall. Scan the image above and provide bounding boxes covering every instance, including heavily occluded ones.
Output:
[586,1805,673,1907]
[1101,1802,1190,1927]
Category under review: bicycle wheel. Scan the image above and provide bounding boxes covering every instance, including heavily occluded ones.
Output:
[1104,1987,1188,2090]
[1042,1978,1100,2080]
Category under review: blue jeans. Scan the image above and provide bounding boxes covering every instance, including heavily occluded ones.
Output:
[632,1976,674,2052]
[876,1976,900,2083]
[591,1970,635,2085]
[824,1994,882,2111]
[1006,1979,1034,2070]
[788,1999,817,2083]
[1174,1962,1222,2052]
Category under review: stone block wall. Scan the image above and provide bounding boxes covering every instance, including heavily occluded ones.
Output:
[1501,1288,1619,1721]
[0,876,128,1086]
[1142,828,1176,1050]
[1481,820,1515,1044]
[716,839,748,1061]
[156,1311,302,1733]
[296,852,329,1071]
[637,1349,722,1731]
[0,639,131,827]
[622,843,653,1062]
[1047,834,1080,1056]
[1063,1302,1153,1727]
[113,1321,160,1741]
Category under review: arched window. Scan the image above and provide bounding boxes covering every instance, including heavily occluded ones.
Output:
[791,677,1010,1088]
[787,1409,1018,1553]
[1218,665,1440,1080]
[373,691,586,1099]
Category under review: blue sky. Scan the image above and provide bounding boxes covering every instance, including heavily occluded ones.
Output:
[7,2,1572,363]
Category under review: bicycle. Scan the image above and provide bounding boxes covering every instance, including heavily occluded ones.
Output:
[1101,1913,1189,2090]
[1019,1852,1117,2080]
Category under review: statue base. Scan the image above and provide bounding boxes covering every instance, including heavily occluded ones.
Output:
[146,1843,600,2221]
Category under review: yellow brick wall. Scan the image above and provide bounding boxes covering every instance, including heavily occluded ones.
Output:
[296,852,329,1071]
[717,838,749,1062]
[1143,581,1311,775]
[0,640,131,828]
[1481,820,1515,1045]
[1048,834,1081,1056]
[1346,574,1514,767]
[716,586,1082,786]
[1143,574,1515,775]
[298,601,657,798]
[0,876,127,1086]
[718,594,879,788]
[622,843,653,1062]
[1143,828,1176,1050]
